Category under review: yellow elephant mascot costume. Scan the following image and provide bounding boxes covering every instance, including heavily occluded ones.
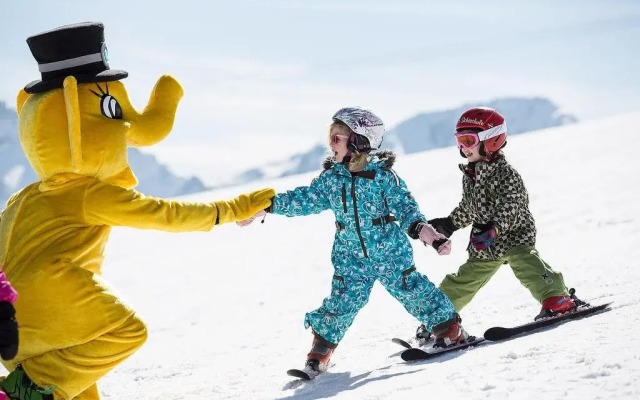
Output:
[0,22,274,400]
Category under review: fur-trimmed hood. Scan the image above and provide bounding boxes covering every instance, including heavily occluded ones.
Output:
[322,150,396,170]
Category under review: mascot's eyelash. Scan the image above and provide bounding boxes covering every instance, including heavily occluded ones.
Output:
[90,83,123,120]
[90,82,109,98]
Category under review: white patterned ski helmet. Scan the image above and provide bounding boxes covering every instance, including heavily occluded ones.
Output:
[332,107,385,152]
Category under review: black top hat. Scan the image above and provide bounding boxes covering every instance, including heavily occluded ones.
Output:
[24,22,128,94]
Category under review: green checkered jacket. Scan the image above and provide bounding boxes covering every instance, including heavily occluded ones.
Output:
[449,155,537,260]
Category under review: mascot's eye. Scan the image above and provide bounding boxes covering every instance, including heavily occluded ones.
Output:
[90,83,123,120]
[100,95,123,119]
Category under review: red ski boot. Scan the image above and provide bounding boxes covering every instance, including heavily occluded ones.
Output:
[535,295,577,320]
[431,314,469,349]
[304,333,337,374]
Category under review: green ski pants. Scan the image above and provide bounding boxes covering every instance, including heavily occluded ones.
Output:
[439,245,569,311]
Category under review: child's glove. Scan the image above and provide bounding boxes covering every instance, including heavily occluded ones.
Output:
[418,224,451,255]
[236,209,267,227]
[431,238,452,255]
[0,271,18,360]
[427,217,458,238]
[214,188,275,225]
[470,222,499,250]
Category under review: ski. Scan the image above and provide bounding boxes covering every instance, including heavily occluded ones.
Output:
[286,368,319,381]
[391,336,435,349]
[400,336,486,361]
[391,337,413,349]
[484,302,612,341]
[286,361,334,381]
[392,326,433,349]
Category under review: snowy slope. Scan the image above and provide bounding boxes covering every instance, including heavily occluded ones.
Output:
[14,113,639,399]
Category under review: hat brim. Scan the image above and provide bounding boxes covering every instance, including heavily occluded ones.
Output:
[24,69,128,94]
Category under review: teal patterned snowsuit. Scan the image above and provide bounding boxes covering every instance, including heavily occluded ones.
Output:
[270,152,456,344]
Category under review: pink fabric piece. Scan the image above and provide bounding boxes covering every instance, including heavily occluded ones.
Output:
[418,224,452,255]
[435,239,452,255]
[236,209,267,227]
[0,271,17,305]
[0,390,7,400]
[418,223,444,246]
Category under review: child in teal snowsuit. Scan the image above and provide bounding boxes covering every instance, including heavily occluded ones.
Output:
[242,108,467,375]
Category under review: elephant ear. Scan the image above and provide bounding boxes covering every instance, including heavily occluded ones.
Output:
[63,76,83,172]
[16,89,30,116]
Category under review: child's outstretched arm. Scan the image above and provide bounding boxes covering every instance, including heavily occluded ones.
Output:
[380,169,426,232]
[382,170,450,254]
[268,173,331,217]
[379,170,431,231]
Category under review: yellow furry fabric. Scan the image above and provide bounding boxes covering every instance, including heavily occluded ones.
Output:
[0,75,273,399]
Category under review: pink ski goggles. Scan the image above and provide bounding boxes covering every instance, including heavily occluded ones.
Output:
[330,134,349,144]
[455,132,480,149]
[455,123,508,149]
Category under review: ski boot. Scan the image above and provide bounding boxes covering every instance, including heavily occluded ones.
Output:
[431,314,469,349]
[415,324,432,346]
[303,333,337,375]
[535,291,580,321]
[0,365,55,400]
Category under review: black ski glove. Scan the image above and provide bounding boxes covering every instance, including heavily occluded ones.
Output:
[428,217,458,238]
[0,301,18,360]
[407,220,426,239]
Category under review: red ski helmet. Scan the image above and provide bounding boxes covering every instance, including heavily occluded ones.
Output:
[456,107,507,154]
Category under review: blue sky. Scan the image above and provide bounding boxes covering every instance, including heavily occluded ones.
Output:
[1,0,638,181]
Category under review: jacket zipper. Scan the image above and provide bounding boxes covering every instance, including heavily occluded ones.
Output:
[341,184,347,213]
[351,176,368,258]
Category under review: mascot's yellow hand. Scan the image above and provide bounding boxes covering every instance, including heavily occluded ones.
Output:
[213,188,275,225]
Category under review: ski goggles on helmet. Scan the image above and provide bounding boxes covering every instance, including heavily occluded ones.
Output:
[455,122,508,149]
[330,134,349,144]
[455,132,480,149]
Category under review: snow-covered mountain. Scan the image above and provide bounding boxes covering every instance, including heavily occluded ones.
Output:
[67,112,636,399]
[386,97,577,154]
[230,98,577,186]
[0,101,206,203]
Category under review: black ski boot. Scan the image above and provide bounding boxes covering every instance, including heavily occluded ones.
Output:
[415,324,432,345]
[569,288,589,308]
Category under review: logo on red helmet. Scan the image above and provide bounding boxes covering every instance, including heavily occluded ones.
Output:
[459,117,484,126]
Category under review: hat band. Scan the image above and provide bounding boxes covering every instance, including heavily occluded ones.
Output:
[38,52,104,73]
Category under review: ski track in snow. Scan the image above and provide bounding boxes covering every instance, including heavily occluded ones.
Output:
[4,113,640,399]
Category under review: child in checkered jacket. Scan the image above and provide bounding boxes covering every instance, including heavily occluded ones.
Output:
[416,107,586,340]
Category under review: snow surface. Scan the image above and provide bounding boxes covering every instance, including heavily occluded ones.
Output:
[10,113,640,399]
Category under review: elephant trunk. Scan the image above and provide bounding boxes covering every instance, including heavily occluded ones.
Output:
[127,75,184,147]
